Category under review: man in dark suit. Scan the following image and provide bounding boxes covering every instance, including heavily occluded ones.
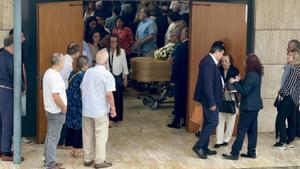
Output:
[192,42,225,159]
[167,27,189,129]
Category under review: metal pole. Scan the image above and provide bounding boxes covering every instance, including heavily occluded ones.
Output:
[13,0,22,164]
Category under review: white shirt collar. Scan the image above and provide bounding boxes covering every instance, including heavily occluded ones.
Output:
[209,53,219,65]
[182,39,188,43]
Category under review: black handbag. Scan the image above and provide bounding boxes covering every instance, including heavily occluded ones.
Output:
[219,100,236,114]
[274,94,282,108]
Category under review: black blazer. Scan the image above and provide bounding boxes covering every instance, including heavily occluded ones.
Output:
[233,71,263,111]
[219,66,239,83]
[194,54,223,107]
[171,40,189,85]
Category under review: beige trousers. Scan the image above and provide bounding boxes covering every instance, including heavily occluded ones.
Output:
[83,115,109,164]
[216,112,237,144]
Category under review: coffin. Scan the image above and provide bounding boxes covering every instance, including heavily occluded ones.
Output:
[130,57,172,82]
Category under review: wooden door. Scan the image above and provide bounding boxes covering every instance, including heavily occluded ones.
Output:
[37,1,83,143]
[187,2,247,132]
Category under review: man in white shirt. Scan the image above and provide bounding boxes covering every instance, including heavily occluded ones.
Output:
[81,49,116,168]
[57,43,80,148]
[43,53,67,169]
[59,43,81,88]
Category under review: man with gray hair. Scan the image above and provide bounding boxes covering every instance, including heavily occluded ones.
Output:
[80,49,116,168]
[43,53,67,169]
[0,35,19,161]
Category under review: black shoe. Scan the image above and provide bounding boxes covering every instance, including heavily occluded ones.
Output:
[222,153,238,160]
[181,122,186,127]
[195,131,201,137]
[167,122,181,129]
[240,153,256,159]
[223,142,228,146]
[213,144,223,149]
[205,148,217,155]
[192,146,207,159]
[272,142,287,150]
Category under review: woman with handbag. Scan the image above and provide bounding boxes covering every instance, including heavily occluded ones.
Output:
[273,48,300,150]
[65,55,89,158]
[105,34,129,123]
[214,54,239,148]
[223,54,263,160]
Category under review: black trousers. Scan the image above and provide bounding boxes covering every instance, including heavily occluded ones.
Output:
[112,88,124,122]
[194,106,219,149]
[65,127,83,149]
[275,96,296,144]
[296,108,300,137]
[173,84,187,124]
[231,110,258,157]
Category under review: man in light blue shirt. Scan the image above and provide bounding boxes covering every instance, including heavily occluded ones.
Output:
[135,8,157,56]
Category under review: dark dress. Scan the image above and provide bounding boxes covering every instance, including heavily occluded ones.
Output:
[65,71,85,148]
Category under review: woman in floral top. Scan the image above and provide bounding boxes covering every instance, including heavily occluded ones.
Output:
[112,16,134,60]
[65,55,89,158]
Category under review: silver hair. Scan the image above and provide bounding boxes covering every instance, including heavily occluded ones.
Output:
[50,53,63,65]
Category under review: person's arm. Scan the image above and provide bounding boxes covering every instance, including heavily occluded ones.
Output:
[105,74,117,117]
[202,61,216,110]
[52,93,67,113]
[121,50,129,87]
[22,64,27,93]
[232,73,255,96]
[106,91,116,117]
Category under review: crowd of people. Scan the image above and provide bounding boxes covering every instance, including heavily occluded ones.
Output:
[0,0,299,168]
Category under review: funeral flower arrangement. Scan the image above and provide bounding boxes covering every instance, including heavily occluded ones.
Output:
[154,43,175,60]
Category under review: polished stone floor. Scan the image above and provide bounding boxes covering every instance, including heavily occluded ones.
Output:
[1,89,300,169]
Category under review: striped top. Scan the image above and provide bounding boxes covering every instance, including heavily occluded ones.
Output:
[280,65,300,105]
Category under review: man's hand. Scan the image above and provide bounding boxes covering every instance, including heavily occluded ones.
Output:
[62,106,67,114]
[210,105,217,112]
[110,107,117,118]
[123,78,128,88]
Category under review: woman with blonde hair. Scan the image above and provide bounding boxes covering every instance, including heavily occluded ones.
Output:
[273,49,300,150]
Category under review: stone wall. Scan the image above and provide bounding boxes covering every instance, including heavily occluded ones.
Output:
[0,0,13,47]
[254,0,300,132]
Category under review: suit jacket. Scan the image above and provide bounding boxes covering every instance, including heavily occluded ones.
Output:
[171,40,189,86]
[219,66,239,83]
[194,54,223,107]
[155,15,169,48]
[233,71,263,111]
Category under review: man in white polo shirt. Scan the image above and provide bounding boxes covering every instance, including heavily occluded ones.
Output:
[43,53,67,169]
[81,49,116,168]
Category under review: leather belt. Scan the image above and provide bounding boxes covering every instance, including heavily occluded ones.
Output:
[0,85,13,90]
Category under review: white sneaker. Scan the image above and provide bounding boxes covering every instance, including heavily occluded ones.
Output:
[21,137,33,145]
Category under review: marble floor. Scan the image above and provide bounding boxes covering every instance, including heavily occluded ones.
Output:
[1,89,300,169]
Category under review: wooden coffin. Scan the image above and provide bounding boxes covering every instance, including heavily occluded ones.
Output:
[130,57,172,82]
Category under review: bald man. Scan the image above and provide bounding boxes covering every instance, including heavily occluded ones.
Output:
[80,49,116,168]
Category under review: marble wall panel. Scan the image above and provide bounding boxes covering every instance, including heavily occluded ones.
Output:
[258,99,277,132]
[0,0,13,29]
[255,30,300,65]
[261,65,283,99]
[255,0,300,29]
